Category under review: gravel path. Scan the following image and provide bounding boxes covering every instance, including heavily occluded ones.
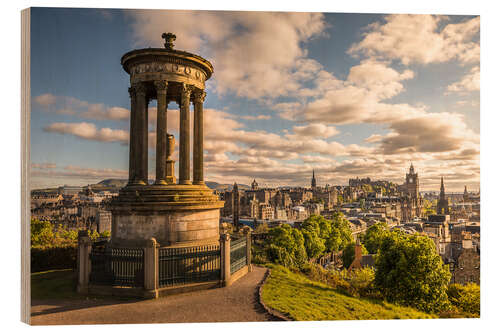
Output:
[31,266,276,325]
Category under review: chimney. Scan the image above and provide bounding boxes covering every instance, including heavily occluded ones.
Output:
[354,237,362,259]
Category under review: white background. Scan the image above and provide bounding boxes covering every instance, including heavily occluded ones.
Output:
[1,0,498,332]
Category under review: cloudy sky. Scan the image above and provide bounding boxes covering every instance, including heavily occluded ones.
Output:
[30,8,480,191]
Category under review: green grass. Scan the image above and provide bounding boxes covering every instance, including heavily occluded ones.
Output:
[31,269,82,300]
[261,265,436,321]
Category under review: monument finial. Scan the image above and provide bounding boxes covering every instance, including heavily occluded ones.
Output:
[162,32,176,50]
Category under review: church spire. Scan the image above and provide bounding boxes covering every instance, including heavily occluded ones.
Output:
[440,177,445,199]
[437,176,449,215]
[311,169,317,189]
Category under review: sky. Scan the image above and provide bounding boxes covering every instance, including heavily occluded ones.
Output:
[30,8,480,192]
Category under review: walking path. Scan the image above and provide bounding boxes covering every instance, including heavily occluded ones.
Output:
[31,266,275,325]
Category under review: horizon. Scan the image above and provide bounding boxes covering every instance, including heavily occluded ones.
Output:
[30,9,480,192]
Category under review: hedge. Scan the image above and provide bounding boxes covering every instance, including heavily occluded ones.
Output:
[31,245,78,273]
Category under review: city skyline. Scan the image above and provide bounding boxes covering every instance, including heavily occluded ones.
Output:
[30,9,480,191]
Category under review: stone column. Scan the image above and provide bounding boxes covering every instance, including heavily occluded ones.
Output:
[127,86,138,185]
[154,81,168,185]
[77,234,92,294]
[135,83,148,185]
[220,233,231,286]
[193,90,206,185]
[144,238,159,298]
[179,84,192,185]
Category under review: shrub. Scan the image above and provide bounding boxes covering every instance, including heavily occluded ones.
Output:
[31,245,77,273]
[30,218,110,272]
[348,267,377,298]
[302,263,379,299]
[447,283,480,316]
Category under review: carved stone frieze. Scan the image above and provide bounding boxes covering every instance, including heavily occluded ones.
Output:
[130,61,206,88]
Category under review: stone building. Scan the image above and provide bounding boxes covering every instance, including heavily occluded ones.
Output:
[449,232,480,285]
[349,177,371,187]
[96,210,112,234]
[259,203,274,220]
[424,215,452,258]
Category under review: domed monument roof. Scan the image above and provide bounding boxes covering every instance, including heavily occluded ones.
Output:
[121,32,214,91]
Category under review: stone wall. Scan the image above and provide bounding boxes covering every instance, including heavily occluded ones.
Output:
[112,208,220,247]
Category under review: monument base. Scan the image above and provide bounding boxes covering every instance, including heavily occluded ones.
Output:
[110,183,224,247]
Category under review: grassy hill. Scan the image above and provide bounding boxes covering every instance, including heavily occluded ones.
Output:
[261,265,435,321]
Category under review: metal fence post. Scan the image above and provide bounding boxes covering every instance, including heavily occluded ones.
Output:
[144,238,159,298]
[243,227,252,272]
[220,233,231,286]
[77,234,91,294]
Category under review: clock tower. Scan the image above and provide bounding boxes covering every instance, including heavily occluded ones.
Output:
[405,163,419,198]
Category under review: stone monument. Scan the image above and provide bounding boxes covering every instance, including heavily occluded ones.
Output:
[110,33,224,248]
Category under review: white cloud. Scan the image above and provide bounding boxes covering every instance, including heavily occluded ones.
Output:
[447,66,480,94]
[240,115,272,121]
[126,10,327,100]
[31,163,57,169]
[44,122,129,144]
[291,123,339,138]
[372,112,479,155]
[32,165,128,181]
[34,94,130,121]
[348,15,479,65]
[34,93,57,107]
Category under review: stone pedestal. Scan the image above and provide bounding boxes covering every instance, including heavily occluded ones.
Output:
[76,235,92,294]
[110,184,224,247]
[166,160,176,184]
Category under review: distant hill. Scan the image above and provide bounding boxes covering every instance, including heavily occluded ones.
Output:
[91,179,249,191]
[205,181,250,191]
[94,179,128,188]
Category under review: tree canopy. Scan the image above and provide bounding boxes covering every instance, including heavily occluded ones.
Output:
[266,214,353,267]
[362,222,390,254]
[374,230,451,313]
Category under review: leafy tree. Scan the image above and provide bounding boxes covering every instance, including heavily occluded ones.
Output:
[99,230,111,238]
[362,222,390,254]
[302,214,352,254]
[302,229,325,259]
[375,231,451,313]
[31,219,54,247]
[341,241,367,268]
[447,283,480,316]
[254,222,269,234]
[267,224,307,268]
[326,212,353,252]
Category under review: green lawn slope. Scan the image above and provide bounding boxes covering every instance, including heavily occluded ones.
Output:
[261,265,435,321]
[31,269,80,300]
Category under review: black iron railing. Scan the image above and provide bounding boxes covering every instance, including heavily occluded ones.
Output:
[158,245,220,287]
[230,237,247,274]
[89,244,144,287]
